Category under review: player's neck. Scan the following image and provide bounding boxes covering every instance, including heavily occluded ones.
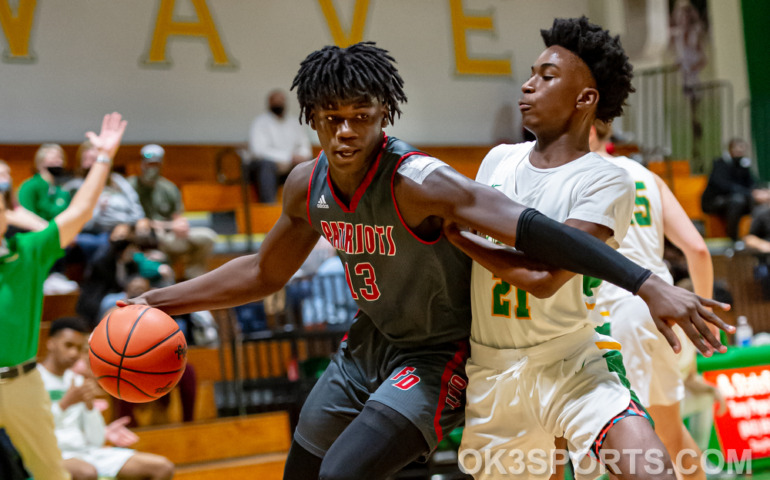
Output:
[530,134,590,169]
[40,358,66,377]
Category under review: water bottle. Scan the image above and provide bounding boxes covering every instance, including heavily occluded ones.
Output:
[735,316,753,347]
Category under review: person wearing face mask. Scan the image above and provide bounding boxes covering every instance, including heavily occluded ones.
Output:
[128,145,217,280]
[244,88,313,202]
[701,137,770,241]
[18,144,72,221]
[0,160,47,236]
[63,140,145,261]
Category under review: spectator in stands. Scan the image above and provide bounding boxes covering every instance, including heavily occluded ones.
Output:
[64,140,146,260]
[245,89,313,202]
[129,144,217,280]
[702,137,770,241]
[77,223,174,327]
[743,205,770,253]
[0,159,47,237]
[0,112,125,480]
[38,317,174,480]
[18,143,72,221]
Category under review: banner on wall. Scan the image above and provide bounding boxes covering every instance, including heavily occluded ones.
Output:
[703,364,770,462]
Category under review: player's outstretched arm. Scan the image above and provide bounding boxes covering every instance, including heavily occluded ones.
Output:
[400,166,651,293]
[399,166,733,354]
[636,276,732,355]
[55,113,126,248]
[121,163,321,316]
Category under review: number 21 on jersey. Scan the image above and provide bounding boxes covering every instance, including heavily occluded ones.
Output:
[491,276,531,319]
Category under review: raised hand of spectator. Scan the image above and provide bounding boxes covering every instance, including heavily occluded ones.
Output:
[85,112,127,160]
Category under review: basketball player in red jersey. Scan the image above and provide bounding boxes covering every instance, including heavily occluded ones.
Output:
[121,43,730,479]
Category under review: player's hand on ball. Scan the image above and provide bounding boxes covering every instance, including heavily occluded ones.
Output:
[116,296,149,308]
[637,275,733,356]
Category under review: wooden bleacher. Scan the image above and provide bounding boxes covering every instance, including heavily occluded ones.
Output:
[132,412,290,480]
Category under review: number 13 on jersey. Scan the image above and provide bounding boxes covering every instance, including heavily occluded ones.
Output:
[491,277,531,319]
[344,262,381,301]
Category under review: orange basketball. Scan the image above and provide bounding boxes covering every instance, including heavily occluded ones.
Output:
[89,305,187,403]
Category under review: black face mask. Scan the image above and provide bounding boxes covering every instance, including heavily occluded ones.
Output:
[47,166,65,178]
[110,238,131,251]
[134,232,158,249]
[270,105,285,117]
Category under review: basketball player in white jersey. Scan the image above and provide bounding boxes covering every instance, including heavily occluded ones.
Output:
[446,17,686,479]
[590,119,714,480]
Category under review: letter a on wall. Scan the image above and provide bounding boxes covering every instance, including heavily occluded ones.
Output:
[142,0,236,69]
[0,0,37,63]
[318,0,371,48]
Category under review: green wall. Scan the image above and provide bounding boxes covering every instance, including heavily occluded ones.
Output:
[742,0,770,181]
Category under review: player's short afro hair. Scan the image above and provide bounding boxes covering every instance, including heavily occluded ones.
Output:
[291,41,407,126]
[541,16,634,122]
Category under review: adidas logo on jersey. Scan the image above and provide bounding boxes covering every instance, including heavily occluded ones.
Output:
[317,195,329,209]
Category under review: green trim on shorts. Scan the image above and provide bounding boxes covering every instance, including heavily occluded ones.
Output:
[601,350,654,429]
[595,322,611,337]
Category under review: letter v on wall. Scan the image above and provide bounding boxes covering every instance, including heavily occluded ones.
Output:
[0,0,37,63]
[318,0,371,48]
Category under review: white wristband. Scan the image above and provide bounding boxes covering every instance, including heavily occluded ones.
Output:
[96,154,112,165]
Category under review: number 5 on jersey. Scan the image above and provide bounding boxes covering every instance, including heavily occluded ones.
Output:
[492,277,531,319]
[344,262,381,301]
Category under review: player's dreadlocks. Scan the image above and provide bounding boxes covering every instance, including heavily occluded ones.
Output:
[541,16,634,123]
[291,41,407,126]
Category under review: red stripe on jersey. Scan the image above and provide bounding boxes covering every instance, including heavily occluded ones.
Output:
[432,341,469,443]
[390,152,439,245]
[306,153,322,226]
[326,134,388,213]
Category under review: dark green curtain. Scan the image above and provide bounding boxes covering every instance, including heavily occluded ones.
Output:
[742,0,770,181]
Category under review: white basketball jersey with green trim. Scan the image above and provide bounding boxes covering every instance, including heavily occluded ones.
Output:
[470,142,635,349]
[596,156,674,311]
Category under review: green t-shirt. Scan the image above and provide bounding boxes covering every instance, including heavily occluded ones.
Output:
[128,176,182,221]
[0,222,65,367]
[18,173,71,221]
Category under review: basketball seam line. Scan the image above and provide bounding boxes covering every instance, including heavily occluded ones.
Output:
[116,307,151,399]
[120,327,183,358]
[90,349,185,375]
[94,375,157,399]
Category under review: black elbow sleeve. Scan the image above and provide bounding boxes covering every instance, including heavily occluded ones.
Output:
[515,208,652,294]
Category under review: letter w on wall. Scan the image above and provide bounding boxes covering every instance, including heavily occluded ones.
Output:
[0,0,37,63]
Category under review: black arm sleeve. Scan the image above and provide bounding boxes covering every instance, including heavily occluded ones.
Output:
[515,208,653,294]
